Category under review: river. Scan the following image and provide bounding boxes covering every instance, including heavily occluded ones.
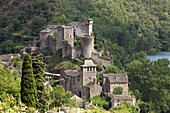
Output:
[147,52,170,61]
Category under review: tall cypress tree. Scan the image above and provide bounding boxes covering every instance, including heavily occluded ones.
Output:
[32,54,48,112]
[20,54,37,108]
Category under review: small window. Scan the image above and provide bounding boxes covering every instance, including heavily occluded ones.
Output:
[70,35,72,38]
[73,29,76,37]
[90,67,92,71]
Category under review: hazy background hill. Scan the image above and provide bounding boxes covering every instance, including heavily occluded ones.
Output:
[0,0,170,65]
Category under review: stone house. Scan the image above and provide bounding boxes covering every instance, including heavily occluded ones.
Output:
[112,95,135,107]
[0,54,20,66]
[102,73,128,95]
[0,54,14,65]
[102,73,135,107]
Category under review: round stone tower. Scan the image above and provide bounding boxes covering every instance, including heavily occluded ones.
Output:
[81,36,94,58]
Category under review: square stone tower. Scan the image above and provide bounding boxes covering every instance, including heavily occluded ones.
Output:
[81,60,97,86]
[40,28,53,50]
[85,18,93,36]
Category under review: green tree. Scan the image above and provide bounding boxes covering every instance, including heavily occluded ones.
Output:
[50,85,73,107]
[10,55,23,68]
[32,54,48,112]
[105,65,123,73]
[112,102,139,113]
[139,101,151,113]
[113,86,123,95]
[126,58,170,112]
[91,95,111,109]
[0,65,20,102]
[20,54,37,108]
[0,40,14,53]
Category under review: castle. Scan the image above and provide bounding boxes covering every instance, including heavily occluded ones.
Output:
[41,19,135,107]
[40,19,95,59]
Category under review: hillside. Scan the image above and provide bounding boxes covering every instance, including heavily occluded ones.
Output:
[0,0,170,66]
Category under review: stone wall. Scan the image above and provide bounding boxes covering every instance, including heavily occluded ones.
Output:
[89,84,102,99]
[71,46,81,59]
[56,26,64,51]
[102,78,110,94]
[40,31,53,49]
[112,96,134,107]
[48,36,57,53]
[70,77,80,96]
[110,83,128,95]
[62,41,72,58]
[63,27,74,47]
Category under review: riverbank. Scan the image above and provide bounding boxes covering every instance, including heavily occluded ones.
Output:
[147,52,170,61]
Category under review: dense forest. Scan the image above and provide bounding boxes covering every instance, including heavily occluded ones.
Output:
[1,0,170,54]
[0,0,170,112]
[0,0,170,66]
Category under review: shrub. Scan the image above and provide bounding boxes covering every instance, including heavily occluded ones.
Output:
[113,86,123,95]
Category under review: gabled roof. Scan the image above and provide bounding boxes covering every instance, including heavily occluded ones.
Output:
[57,25,72,29]
[0,54,15,61]
[71,95,83,102]
[64,69,80,77]
[40,28,53,33]
[103,73,128,83]
[81,60,97,67]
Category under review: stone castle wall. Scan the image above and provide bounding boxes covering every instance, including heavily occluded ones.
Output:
[56,26,64,51]
[63,27,74,47]
[62,41,72,58]
[40,32,52,49]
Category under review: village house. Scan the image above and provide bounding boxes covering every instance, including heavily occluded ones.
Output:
[102,73,129,95]
[102,73,135,107]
